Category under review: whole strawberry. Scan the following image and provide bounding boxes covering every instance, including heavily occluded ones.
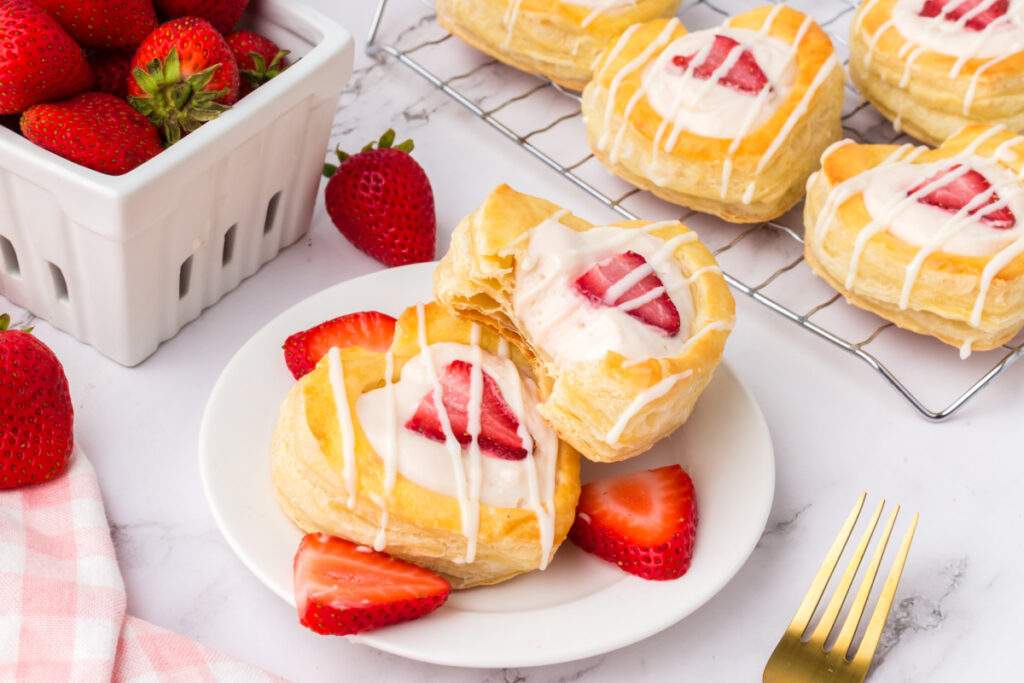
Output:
[323,130,436,267]
[128,17,240,144]
[33,0,157,49]
[0,0,93,115]
[89,50,133,99]
[0,315,74,490]
[154,0,248,34]
[22,92,163,175]
[226,31,289,96]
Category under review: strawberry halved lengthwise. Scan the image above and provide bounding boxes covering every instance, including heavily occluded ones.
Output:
[574,251,681,337]
[569,464,698,580]
[919,0,1008,31]
[282,311,397,379]
[294,533,451,636]
[671,34,769,95]
[908,164,1016,229]
[404,359,528,461]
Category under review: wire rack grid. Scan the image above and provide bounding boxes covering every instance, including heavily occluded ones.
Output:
[365,0,1024,420]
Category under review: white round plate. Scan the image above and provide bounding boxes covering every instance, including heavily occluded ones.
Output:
[199,262,774,669]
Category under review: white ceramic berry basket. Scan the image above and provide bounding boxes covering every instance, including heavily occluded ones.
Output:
[0,0,353,366]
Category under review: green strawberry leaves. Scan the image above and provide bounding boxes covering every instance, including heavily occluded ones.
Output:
[128,48,231,146]
[240,49,290,89]
[323,129,414,177]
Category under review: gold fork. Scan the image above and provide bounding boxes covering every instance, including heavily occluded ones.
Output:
[763,493,919,683]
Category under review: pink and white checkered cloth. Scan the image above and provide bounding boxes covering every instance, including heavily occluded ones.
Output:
[0,449,282,682]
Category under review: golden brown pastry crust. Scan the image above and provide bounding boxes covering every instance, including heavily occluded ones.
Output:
[849,0,1024,148]
[271,302,581,589]
[435,184,735,463]
[804,125,1024,352]
[436,0,680,91]
[581,6,844,223]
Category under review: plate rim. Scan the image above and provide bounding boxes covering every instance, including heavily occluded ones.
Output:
[199,262,775,668]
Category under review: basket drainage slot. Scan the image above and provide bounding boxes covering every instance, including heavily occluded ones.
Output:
[179,256,193,299]
[263,192,281,234]
[222,224,237,266]
[48,262,68,301]
[0,235,19,276]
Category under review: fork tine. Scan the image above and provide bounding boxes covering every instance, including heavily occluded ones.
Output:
[851,512,919,668]
[784,493,866,636]
[831,504,900,655]
[807,500,885,648]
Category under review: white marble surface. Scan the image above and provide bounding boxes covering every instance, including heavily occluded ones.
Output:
[3,0,1022,680]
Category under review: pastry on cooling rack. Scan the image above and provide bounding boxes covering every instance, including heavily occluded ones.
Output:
[434,184,735,463]
[580,5,844,223]
[435,0,680,92]
[805,124,1024,356]
[850,0,1024,147]
[271,302,581,589]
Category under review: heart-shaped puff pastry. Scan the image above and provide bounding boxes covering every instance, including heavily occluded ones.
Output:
[434,184,735,463]
[581,4,844,223]
[850,0,1024,147]
[805,123,1024,356]
[436,0,680,92]
[271,301,581,589]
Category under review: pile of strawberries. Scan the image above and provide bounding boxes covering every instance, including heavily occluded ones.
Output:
[0,0,290,175]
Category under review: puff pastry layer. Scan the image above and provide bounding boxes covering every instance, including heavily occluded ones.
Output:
[271,302,581,589]
[804,124,1024,354]
[435,184,735,463]
[436,0,680,92]
[581,5,844,223]
[850,0,1024,147]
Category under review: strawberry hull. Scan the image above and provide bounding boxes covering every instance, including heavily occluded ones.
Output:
[0,1,353,366]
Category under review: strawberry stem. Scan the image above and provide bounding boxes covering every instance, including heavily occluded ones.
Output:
[240,49,289,89]
[322,130,415,176]
[128,48,231,146]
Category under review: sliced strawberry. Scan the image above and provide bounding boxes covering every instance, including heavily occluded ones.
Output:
[919,0,1008,31]
[569,465,697,580]
[908,164,1016,229]
[294,533,451,636]
[283,311,397,379]
[670,34,769,95]
[405,360,527,460]
[574,251,681,336]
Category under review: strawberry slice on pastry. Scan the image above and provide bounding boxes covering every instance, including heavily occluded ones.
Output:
[405,360,528,460]
[908,164,1016,229]
[919,0,1009,31]
[574,251,681,336]
[671,34,769,95]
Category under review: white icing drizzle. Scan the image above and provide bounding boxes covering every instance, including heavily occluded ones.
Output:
[602,19,682,162]
[971,230,1024,326]
[742,54,839,204]
[580,0,636,28]
[326,347,358,509]
[600,232,698,303]
[414,303,473,548]
[369,493,388,551]
[502,355,556,570]
[960,338,975,359]
[686,264,723,282]
[502,0,524,49]
[370,350,398,550]
[855,0,885,33]
[606,370,693,444]
[651,37,718,157]
[948,0,1015,78]
[863,19,895,69]
[594,22,640,82]
[965,46,1024,114]
[720,13,814,198]
[898,178,1024,308]
[844,125,1005,289]
[501,208,570,257]
[463,323,484,563]
[814,142,925,248]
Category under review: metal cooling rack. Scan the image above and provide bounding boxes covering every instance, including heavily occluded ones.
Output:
[365,0,1024,420]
